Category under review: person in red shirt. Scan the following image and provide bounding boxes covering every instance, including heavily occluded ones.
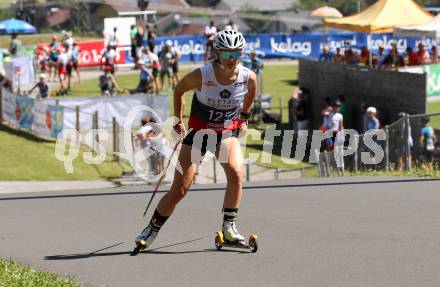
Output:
[407,47,422,66]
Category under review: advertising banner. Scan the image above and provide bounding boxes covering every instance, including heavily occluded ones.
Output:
[33,100,64,138]
[1,88,17,127]
[16,95,34,130]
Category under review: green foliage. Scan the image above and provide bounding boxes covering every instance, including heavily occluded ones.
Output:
[0,259,81,287]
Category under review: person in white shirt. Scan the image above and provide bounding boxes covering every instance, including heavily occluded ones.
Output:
[204,20,217,63]
[56,47,69,95]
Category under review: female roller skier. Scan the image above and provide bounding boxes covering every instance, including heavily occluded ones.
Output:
[133,30,257,252]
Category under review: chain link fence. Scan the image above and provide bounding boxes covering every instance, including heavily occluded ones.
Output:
[317,112,440,177]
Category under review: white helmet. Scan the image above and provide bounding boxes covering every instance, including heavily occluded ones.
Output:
[213,30,246,50]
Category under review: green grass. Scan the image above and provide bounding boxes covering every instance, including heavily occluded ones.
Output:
[0,123,129,180]
[0,258,81,287]
[427,101,440,129]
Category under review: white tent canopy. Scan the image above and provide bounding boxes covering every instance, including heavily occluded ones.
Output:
[394,14,440,38]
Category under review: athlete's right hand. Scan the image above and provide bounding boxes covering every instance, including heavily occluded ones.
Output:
[173,121,185,135]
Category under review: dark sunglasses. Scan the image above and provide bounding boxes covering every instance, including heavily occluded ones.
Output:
[219,50,242,61]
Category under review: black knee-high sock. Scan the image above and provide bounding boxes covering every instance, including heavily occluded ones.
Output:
[223,208,238,222]
[148,210,169,232]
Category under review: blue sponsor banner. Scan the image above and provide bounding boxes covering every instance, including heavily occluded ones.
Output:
[16,95,34,130]
[132,32,439,63]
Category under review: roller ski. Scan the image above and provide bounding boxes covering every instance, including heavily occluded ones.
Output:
[214,221,258,253]
[130,225,158,256]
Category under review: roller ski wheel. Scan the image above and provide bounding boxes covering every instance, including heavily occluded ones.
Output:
[214,231,258,253]
[130,240,146,256]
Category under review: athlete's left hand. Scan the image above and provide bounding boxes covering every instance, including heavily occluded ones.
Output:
[237,119,248,137]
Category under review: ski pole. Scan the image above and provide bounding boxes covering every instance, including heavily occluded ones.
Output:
[142,140,181,217]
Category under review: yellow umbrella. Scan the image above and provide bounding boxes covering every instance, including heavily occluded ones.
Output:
[311,6,343,18]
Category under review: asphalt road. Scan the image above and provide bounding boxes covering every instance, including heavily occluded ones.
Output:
[1,177,440,287]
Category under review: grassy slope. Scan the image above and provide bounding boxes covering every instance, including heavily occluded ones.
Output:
[0,259,81,287]
[0,123,128,180]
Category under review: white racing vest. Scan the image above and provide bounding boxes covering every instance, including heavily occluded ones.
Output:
[188,63,250,132]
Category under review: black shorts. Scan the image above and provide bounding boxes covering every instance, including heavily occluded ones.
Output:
[182,129,238,155]
[131,45,136,58]
[66,64,73,75]
[172,62,179,74]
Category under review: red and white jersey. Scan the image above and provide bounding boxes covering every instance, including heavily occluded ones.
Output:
[188,63,251,133]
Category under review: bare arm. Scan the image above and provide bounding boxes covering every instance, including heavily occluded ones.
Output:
[173,68,202,122]
[242,70,257,114]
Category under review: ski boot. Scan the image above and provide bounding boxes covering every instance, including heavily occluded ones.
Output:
[214,221,258,253]
[130,226,157,256]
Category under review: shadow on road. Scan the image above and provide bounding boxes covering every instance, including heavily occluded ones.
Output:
[44,237,246,260]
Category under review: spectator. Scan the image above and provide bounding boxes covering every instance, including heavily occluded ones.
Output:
[328,100,344,153]
[101,44,116,74]
[166,40,180,89]
[36,46,49,74]
[129,60,153,94]
[63,31,74,51]
[337,95,347,121]
[320,97,333,132]
[147,29,156,53]
[28,74,50,99]
[135,26,144,67]
[420,116,437,169]
[318,47,333,62]
[0,69,13,92]
[136,117,166,176]
[249,50,263,74]
[130,25,137,65]
[99,66,120,97]
[159,44,175,90]
[333,47,345,64]
[108,27,119,50]
[407,47,422,66]
[417,43,430,64]
[65,45,74,91]
[71,43,81,83]
[366,107,380,131]
[204,20,217,63]
[383,48,404,70]
[344,48,358,65]
[224,20,238,31]
[360,103,368,133]
[49,35,60,81]
[9,33,21,56]
[359,46,370,65]
[295,88,309,131]
[56,46,69,95]
[144,47,161,93]
[374,46,386,69]
[288,88,299,130]
[431,45,439,64]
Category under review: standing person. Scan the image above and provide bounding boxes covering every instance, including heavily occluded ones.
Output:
[295,88,309,131]
[63,31,74,51]
[431,45,439,64]
[49,35,60,82]
[65,45,74,91]
[204,20,217,63]
[420,117,437,170]
[109,27,119,50]
[129,60,153,94]
[159,44,175,90]
[101,44,116,75]
[147,29,156,53]
[144,47,161,93]
[135,26,144,67]
[130,25,137,65]
[366,107,380,131]
[28,74,50,99]
[133,30,257,252]
[56,47,69,96]
[166,40,181,89]
[9,33,21,56]
[328,100,343,151]
[333,47,345,64]
[71,43,81,83]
